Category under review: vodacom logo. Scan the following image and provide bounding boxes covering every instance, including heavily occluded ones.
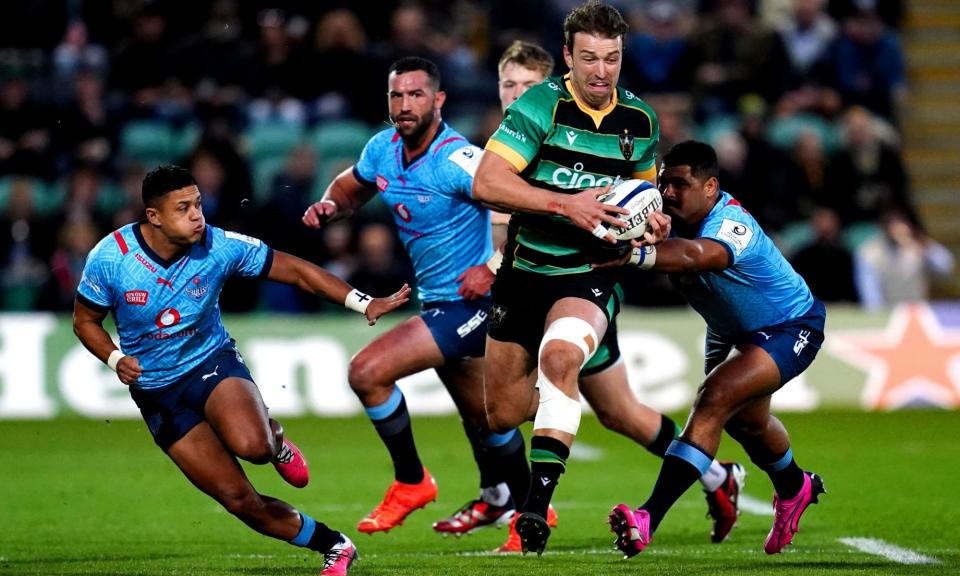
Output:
[155,308,181,329]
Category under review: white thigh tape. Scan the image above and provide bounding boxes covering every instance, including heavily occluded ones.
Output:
[538,316,599,369]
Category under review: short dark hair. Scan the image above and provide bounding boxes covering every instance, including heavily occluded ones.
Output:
[563,1,628,50]
[141,165,197,208]
[388,56,441,91]
[662,140,720,182]
[499,40,555,77]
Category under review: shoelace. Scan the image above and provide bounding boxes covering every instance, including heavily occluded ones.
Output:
[322,546,350,569]
[274,443,293,464]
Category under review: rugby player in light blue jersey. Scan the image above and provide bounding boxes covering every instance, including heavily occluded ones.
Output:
[74,165,410,576]
[603,141,827,558]
[302,57,532,537]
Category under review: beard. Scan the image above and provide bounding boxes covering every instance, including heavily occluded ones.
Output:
[394,109,435,144]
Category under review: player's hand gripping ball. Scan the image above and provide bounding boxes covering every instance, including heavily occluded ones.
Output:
[598,179,663,241]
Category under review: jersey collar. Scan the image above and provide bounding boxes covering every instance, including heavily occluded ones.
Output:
[563,74,618,130]
[400,121,447,170]
[132,221,209,269]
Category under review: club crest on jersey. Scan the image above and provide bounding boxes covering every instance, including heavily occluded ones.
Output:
[186,275,209,300]
[124,290,148,306]
[618,130,635,160]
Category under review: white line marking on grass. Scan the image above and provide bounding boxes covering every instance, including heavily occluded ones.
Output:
[839,537,940,565]
[569,441,604,461]
[738,494,774,516]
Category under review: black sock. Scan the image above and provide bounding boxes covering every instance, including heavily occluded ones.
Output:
[645,414,680,458]
[367,391,423,484]
[524,436,569,518]
[641,438,712,533]
[294,513,342,553]
[463,421,499,489]
[490,429,529,510]
[758,448,804,499]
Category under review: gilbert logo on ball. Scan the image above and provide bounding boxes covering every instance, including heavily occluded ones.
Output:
[599,179,663,241]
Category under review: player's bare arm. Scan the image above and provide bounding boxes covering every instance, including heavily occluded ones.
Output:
[267,250,411,325]
[302,168,377,228]
[473,150,628,243]
[73,299,142,385]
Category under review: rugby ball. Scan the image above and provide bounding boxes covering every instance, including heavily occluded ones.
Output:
[599,179,663,241]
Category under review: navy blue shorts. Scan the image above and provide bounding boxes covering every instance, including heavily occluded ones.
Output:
[704,299,826,386]
[421,297,491,360]
[129,341,253,450]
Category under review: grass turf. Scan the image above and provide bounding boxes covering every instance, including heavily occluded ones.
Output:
[1,410,957,575]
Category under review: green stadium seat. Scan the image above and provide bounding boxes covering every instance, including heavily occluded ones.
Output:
[842,222,880,251]
[247,122,304,164]
[120,121,177,166]
[310,120,372,161]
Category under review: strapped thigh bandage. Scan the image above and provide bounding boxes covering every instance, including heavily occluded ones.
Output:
[533,317,599,435]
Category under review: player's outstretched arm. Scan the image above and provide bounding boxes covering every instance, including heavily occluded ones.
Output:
[593,235,730,273]
[302,167,376,229]
[472,150,627,243]
[267,251,411,325]
[73,299,142,384]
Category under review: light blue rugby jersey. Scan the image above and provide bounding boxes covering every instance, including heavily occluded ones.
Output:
[669,190,814,336]
[76,222,272,390]
[353,123,491,303]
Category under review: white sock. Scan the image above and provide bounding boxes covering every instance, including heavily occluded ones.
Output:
[700,460,728,492]
[481,482,511,507]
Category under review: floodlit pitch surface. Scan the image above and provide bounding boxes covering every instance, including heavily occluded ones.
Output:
[2,411,957,575]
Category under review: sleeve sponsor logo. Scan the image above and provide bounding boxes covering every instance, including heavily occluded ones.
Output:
[448,145,483,176]
[497,123,527,144]
[224,231,261,247]
[376,175,389,191]
[124,290,148,306]
[716,218,753,255]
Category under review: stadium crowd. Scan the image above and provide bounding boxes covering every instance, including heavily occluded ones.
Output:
[1,0,950,313]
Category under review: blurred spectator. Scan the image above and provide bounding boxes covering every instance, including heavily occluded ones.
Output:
[54,70,116,173]
[790,207,858,302]
[110,5,173,113]
[0,75,54,178]
[823,106,912,226]
[258,145,323,259]
[685,0,790,118]
[776,130,827,226]
[0,178,55,309]
[347,222,414,306]
[247,9,311,126]
[775,0,843,118]
[831,7,905,122]
[53,21,110,84]
[51,166,114,234]
[173,0,255,127]
[648,94,694,158]
[43,220,100,310]
[321,221,358,281]
[625,0,693,94]
[855,210,955,310]
[309,8,383,124]
[828,0,903,31]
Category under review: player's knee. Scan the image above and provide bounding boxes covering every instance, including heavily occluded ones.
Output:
[233,436,275,464]
[219,487,263,518]
[347,353,385,396]
[539,341,582,385]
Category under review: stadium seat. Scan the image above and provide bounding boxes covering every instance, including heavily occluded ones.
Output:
[120,121,177,166]
[766,114,842,153]
[774,221,814,258]
[246,122,305,164]
[310,120,372,162]
[842,222,880,251]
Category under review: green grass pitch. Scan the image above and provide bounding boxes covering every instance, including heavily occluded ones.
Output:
[2,410,958,575]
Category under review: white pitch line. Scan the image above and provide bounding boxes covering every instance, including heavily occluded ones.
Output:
[737,494,774,516]
[839,537,940,565]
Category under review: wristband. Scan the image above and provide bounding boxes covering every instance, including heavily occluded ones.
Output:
[107,349,126,372]
[486,251,504,273]
[344,289,372,314]
[320,199,338,211]
[630,245,657,270]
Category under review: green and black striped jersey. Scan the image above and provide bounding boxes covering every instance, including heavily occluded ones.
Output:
[485,74,660,275]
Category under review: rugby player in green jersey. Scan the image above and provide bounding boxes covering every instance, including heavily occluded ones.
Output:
[483,38,745,555]
[472,2,668,555]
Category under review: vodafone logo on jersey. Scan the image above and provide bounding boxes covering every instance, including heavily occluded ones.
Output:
[394,202,412,223]
[155,308,181,329]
